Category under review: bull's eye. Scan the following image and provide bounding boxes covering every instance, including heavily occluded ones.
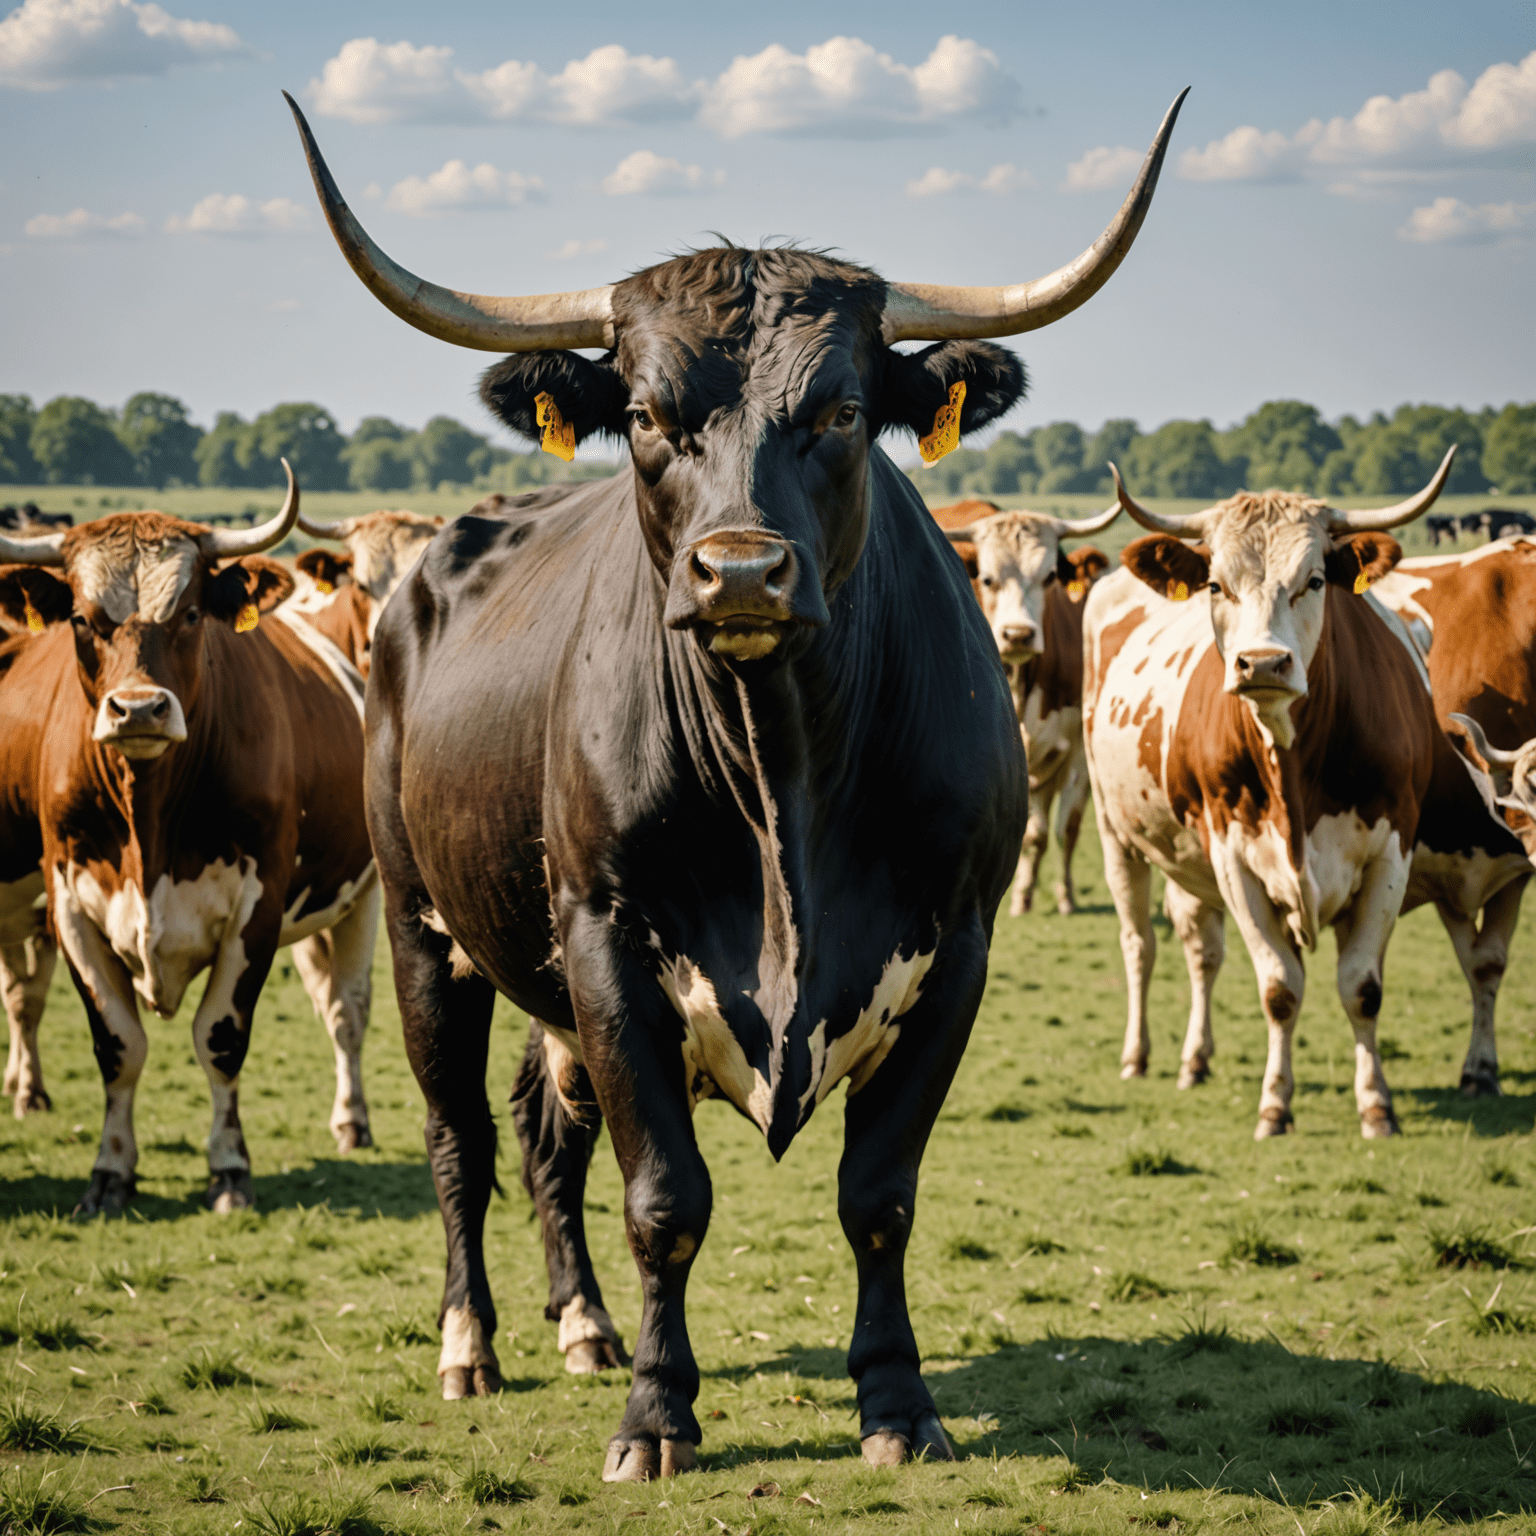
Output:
[183,606,199,626]
[1307,575,1324,592]
[835,401,859,428]
[631,408,655,433]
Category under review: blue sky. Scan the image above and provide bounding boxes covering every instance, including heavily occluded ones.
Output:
[2,0,1532,452]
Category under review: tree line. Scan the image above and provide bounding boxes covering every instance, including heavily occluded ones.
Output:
[2,391,1533,500]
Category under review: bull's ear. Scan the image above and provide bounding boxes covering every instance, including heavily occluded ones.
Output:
[206,556,295,623]
[1122,535,1210,600]
[0,565,73,630]
[1067,545,1111,582]
[479,352,629,445]
[296,550,352,589]
[875,340,1026,439]
[1325,533,1402,592]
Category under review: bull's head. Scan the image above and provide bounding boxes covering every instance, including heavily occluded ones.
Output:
[1115,451,1455,747]
[283,89,1187,665]
[944,508,1118,661]
[294,506,444,648]
[0,465,301,760]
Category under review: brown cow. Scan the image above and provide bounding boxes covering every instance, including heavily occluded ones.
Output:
[930,497,1118,913]
[0,465,380,1213]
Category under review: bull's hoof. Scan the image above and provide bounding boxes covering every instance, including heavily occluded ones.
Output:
[207,1169,255,1213]
[441,1363,501,1400]
[1009,893,1029,917]
[333,1122,372,1153]
[565,1338,626,1374]
[911,1412,955,1461]
[1177,1057,1211,1089]
[1120,1060,1148,1081]
[1056,897,1077,917]
[601,1437,695,1482]
[861,1430,909,1468]
[1253,1108,1294,1139]
[1459,1072,1501,1100]
[11,1087,51,1118]
[73,1169,134,1218]
[1360,1106,1399,1139]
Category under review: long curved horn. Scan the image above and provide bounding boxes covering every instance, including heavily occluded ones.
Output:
[1109,463,1214,538]
[1049,502,1121,538]
[1327,446,1456,534]
[945,526,978,544]
[201,460,301,558]
[285,92,615,353]
[0,528,65,565]
[1450,713,1520,768]
[296,509,356,540]
[881,89,1189,343]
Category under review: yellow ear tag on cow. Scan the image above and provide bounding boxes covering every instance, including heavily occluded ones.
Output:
[24,595,45,633]
[1353,571,1371,595]
[314,579,334,596]
[1170,581,1189,602]
[535,392,576,463]
[919,380,966,464]
[1067,579,1087,603]
[235,603,259,634]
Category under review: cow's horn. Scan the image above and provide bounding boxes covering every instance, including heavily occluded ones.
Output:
[0,528,65,565]
[1109,463,1213,537]
[881,89,1189,344]
[201,459,301,557]
[1050,503,1121,537]
[296,509,356,540]
[285,92,615,353]
[1450,713,1520,768]
[945,526,978,544]
[1327,446,1456,533]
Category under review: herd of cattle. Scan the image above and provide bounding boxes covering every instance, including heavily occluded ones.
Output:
[0,85,1532,1482]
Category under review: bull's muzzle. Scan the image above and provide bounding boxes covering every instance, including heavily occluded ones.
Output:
[665,531,827,661]
[94,686,188,760]
[998,621,1040,660]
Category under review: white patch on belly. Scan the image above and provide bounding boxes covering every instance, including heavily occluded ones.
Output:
[799,945,935,1112]
[1407,841,1529,918]
[658,955,773,1130]
[280,862,376,948]
[58,858,263,1018]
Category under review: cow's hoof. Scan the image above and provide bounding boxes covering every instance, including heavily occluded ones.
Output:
[441,1363,501,1400]
[73,1169,134,1218]
[1009,895,1028,917]
[333,1122,372,1153]
[565,1338,625,1374]
[911,1412,954,1461]
[12,1088,51,1117]
[1056,899,1076,917]
[1253,1109,1294,1139]
[602,1438,696,1482]
[1459,1072,1501,1100]
[1360,1106,1399,1139]
[861,1430,909,1468]
[207,1169,255,1213]
[1120,1061,1148,1081]
[1177,1058,1211,1089]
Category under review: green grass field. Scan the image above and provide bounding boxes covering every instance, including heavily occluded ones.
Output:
[1,808,1532,1534]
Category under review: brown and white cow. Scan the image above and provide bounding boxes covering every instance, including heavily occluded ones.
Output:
[1083,453,1468,1138]
[282,508,443,676]
[931,498,1119,914]
[0,465,381,1213]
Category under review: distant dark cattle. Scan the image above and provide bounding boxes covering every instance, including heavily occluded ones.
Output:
[1459,509,1536,541]
[1425,514,1458,546]
[0,505,73,533]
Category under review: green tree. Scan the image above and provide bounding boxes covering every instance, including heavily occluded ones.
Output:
[1351,426,1423,495]
[1082,419,1140,491]
[1484,404,1536,494]
[1387,403,1488,493]
[1122,419,1235,499]
[1220,401,1342,492]
[30,396,135,485]
[412,415,492,490]
[248,402,347,490]
[974,432,1036,496]
[343,417,414,492]
[0,394,40,483]
[196,411,256,487]
[1032,421,1088,493]
[117,392,203,488]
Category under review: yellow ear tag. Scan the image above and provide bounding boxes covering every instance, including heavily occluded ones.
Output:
[314,579,334,596]
[235,603,259,634]
[918,380,966,464]
[535,391,576,462]
[1353,571,1370,595]
[1170,581,1189,602]
[1067,579,1087,603]
[24,595,45,633]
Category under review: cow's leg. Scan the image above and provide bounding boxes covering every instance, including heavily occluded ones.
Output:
[1438,876,1526,1098]
[1011,775,1052,916]
[1052,752,1090,916]
[2,929,55,1116]
[1163,882,1224,1088]
[292,877,380,1152]
[842,917,988,1467]
[511,1019,626,1374]
[1331,852,1411,1138]
[1097,804,1156,1077]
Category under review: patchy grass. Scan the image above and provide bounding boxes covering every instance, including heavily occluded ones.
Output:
[0,815,1532,1533]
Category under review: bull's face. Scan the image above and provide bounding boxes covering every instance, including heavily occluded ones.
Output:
[965,515,1109,662]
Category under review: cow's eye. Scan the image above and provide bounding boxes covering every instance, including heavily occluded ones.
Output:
[980,575,996,589]
[183,606,199,626]
[631,409,655,433]
[1208,582,1222,596]
[834,401,859,428]
[1307,575,1325,592]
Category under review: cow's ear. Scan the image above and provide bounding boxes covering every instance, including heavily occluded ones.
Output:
[1067,545,1111,582]
[206,556,295,623]
[0,565,73,630]
[1325,533,1402,592]
[952,539,979,580]
[296,550,352,589]
[875,340,1026,440]
[479,352,630,445]
[1122,535,1211,600]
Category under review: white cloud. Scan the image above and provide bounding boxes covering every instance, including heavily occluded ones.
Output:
[547,237,608,260]
[24,206,143,237]
[385,160,544,216]
[600,150,723,196]
[700,34,1018,138]
[165,194,311,235]
[1398,196,1534,244]
[906,162,1034,197]
[1063,144,1142,192]
[0,0,253,90]
[1180,52,1536,183]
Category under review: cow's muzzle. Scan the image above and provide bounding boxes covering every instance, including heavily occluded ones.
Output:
[665,531,828,661]
[94,687,188,760]
[1231,647,1299,697]
[997,622,1040,661]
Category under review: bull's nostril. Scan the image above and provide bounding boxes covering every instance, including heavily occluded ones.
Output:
[690,551,717,585]
[106,696,129,719]
[150,697,169,719]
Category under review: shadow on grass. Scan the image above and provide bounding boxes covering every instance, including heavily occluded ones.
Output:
[1405,1086,1536,1137]
[724,1335,1536,1519]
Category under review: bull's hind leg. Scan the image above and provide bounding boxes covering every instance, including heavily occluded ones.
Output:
[511,1020,627,1374]
[2,924,55,1116]
[1163,882,1224,1087]
[841,917,989,1468]
[1096,804,1156,1077]
[1011,776,1053,916]
[293,876,381,1151]
[1436,876,1526,1098]
[1052,754,1090,916]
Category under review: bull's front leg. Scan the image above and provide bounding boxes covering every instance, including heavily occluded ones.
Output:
[1436,876,1527,1099]
[1163,881,1225,1088]
[841,916,988,1467]
[2,899,55,1116]
[560,906,709,1484]
[1095,799,1157,1077]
